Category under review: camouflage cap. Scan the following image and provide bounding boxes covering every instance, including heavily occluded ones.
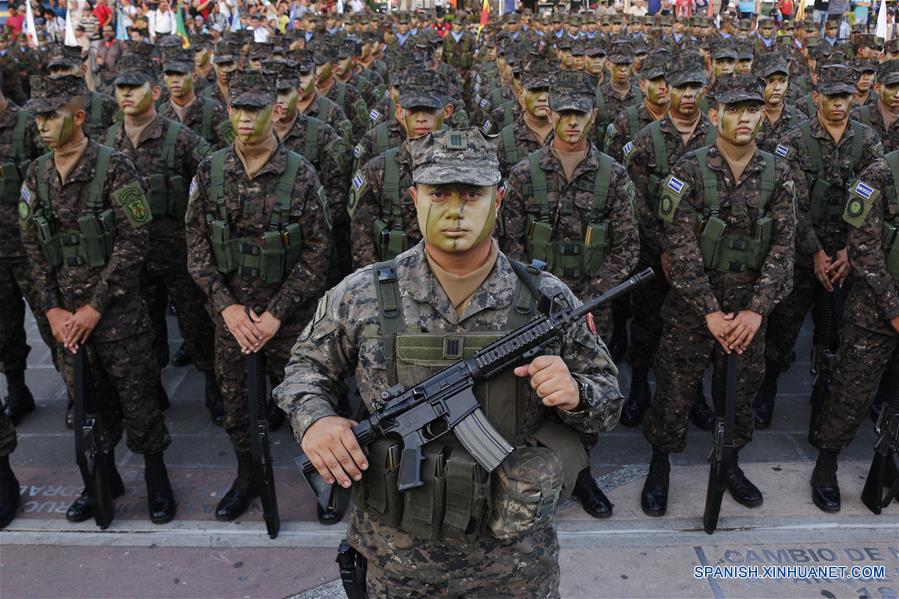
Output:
[47,43,83,68]
[213,40,243,64]
[549,70,598,113]
[753,52,790,79]
[851,58,878,73]
[608,40,636,64]
[314,43,339,65]
[411,128,500,186]
[249,41,275,61]
[709,73,765,104]
[885,38,899,54]
[521,59,555,90]
[736,43,754,61]
[570,40,586,57]
[162,47,194,74]
[292,48,315,72]
[585,41,607,58]
[115,41,156,86]
[262,58,301,90]
[398,68,448,109]
[227,69,276,107]
[189,32,212,50]
[667,53,707,87]
[157,34,184,48]
[556,37,573,51]
[816,64,858,96]
[640,52,668,80]
[27,74,87,113]
[879,59,899,86]
[710,40,738,60]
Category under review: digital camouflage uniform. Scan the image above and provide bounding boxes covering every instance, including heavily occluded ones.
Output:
[593,69,643,149]
[644,119,796,453]
[603,52,668,164]
[352,113,405,170]
[848,60,899,154]
[18,77,170,456]
[184,70,333,454]
[304,93,354,145]
[752,54,808,155]
[45,44,120,141]
[812,154,899,450]
[274,130,623,598]
[766,67,884,376]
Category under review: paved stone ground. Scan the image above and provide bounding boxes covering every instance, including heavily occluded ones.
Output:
[0,309,896,599]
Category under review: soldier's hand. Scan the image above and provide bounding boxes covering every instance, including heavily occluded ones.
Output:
[302,416,368,488]
[514,355,580,411]
[46,308,73,344]
[659,251,671,283]
[813,250,834,292]
[722,310,763,354]
[248,311,281,353]
[826,248,850,285]
[63,305,102,353]
[705,311,736,352]
[221,304,263,352]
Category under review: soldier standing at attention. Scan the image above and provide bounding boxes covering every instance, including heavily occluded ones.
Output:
[756,64,884,428]
[850,60,899,154]
[495,60,556,179]
[184,69,332,521]
[45,44,119,141]
[275,127,623,597]
[620,54,718,429]
[103,43,223,426]
[501,70,639,519]
[292,50,355,146]
[593,41,642,150]
[641,74,796,517]
[19,75,176,524]
[752,52,805,156]
[604,52,670,164]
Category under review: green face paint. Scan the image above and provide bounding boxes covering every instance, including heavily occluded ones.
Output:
[717,102,764,145]
[115,82,155,115]
[164,72,193,98]
[551,110,595,144]
[276,88,299,121]
[229,105,274,143]
[882,83,899,107]
[36,109,76,149]
[416,185,497,253]
[645,78,670,107]
[523,88,550,118]
[402,107,444,140]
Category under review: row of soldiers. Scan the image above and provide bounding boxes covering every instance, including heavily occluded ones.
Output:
[0,6,893,572]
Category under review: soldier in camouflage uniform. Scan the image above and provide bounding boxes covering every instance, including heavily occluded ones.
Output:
[443,9,477,95]
[604,52,670,164]
[268,58,353,278]
[159,47,234,150]
[753,53,806,155]
[593,41,643,150]
[45,44,119,141]
[275,127,623,597]
[292,49,355,145]
[19,75,176,525]
[314,44,370,142]
[641,74,796,517]
[189,33,217,97]
[851,59,878,108]
[184,69,332,522]
[620,54,718,429]
[495,59,556,179]
[807,149,899,512]
[850,60,899,153]
[755,65,884,429]
[209,40,243,108]
[103,44,223,425]
[0,83,48,426]
[501,70,639,519]
[352,60,412,170]
[348,69,456,267]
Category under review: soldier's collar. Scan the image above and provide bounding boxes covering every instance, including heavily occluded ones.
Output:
[229,142,291,178]
[542,141,600,176]
[62,138,101,184]
[704,143,768,175]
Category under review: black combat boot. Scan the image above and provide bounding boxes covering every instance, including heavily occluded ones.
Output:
[620,368,651,427]
[689,380,716,431]
[3,370,35,426]
[810,449,841,513]
[204,372,225,427]
[0,455,20,529]
[641,447,670,517]
[66,451,125,523]
[725,452,764,508]
[607,312,629,364]
[144,453,176,524]
[753,368,779,430]
[157,381,170,412]
[215,453,258,521]
[170,342,192,367]
[573,466,613,518]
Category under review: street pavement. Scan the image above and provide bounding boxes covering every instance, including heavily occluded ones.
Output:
[0,309,896,599]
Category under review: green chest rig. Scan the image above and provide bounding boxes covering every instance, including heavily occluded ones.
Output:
[799,120,864,227]
[1,109,29,204]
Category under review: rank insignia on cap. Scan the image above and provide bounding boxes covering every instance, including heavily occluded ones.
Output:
[775,144,790,158]
[667,176,685,194]
[853,180,875,200]
[369,109,380,121]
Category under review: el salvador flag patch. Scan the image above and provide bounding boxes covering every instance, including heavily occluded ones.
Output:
[353,144,363,159]
[775,144,790,158]
[352,173,366,190]
[369,110,380,121]
[20,184,31,205]
[667,177,685,194]
[623,141,634,158]
[854,180,875,200]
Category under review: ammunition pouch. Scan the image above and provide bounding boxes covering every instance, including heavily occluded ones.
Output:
[809,178,845,225]
[373,217,407,261]
[698,214,772,273]
[147,173,188,220]
[35,210,116,268]
[0,161,24,205]
[525,215,611,280]
[208,220,303,285]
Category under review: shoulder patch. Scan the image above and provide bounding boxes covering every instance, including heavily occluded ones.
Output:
[606,123,616,136]
[480,98,490,108]
[666,176,686,195]
[774,144,791,158]
[111,181,153,228]
[316,186,332,230]
[188,176,199,202]
[352,172,366,191]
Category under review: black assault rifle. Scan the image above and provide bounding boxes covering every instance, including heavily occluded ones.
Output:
[73,347,115,529]
[294,267,656,508]
[703,352,738,535]
[861,374,899,514]
[809,284,845,444]
[246,307,280,539]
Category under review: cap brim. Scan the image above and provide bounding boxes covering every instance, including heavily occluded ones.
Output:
[26,96,70,113]
[399,92,446,109]
[818,83,857,96]
[758,65,789,78]
[229,92,275,107]
[880,73,899,86]
[48,58,80,68]
[413,163,501,186]
[115,72,150,86]
[714,92,764,104]
[608,54,635,64]
[212,54,236,64]
[162,61,192,73]
[712,52,738,60]
[668,72,708,87]
[523,77,552,90]
[641,67,665,80]
[549,95,594,112]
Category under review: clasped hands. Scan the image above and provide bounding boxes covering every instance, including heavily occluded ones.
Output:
[705,309,763,354]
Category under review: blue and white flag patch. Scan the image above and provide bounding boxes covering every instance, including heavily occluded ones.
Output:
[667,176,686,194]
[774,144,790,158]
[623,141,634,158]
[352,173,366,190]
[369,109,380,121]
[853,180,875,200]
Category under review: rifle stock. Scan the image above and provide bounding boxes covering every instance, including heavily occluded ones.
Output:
[247,345,280,539]
[73,347,114,529]
[294,268,655,509]
[703,352,737,535]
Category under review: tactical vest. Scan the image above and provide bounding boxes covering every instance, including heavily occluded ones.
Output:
[692,146,776,273]
[205,148,304,284]
[500,122,520,167]
[296,116,322,166]
[90,92,104,135]
[593,84,643,126]
[845,151,899,281]
[1,109,29,204]
[333,81,368,131]
[32,146,116,268]
[373,147,411,261]
[799,120,865,226]
[373,120,392,157]
[645,119,717,212]
[524,149,615,280]
[353,259,584,542]
[624,104,642,141]
[445,35,473,69]
[856,105,877,131]
[105,120,188,221]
